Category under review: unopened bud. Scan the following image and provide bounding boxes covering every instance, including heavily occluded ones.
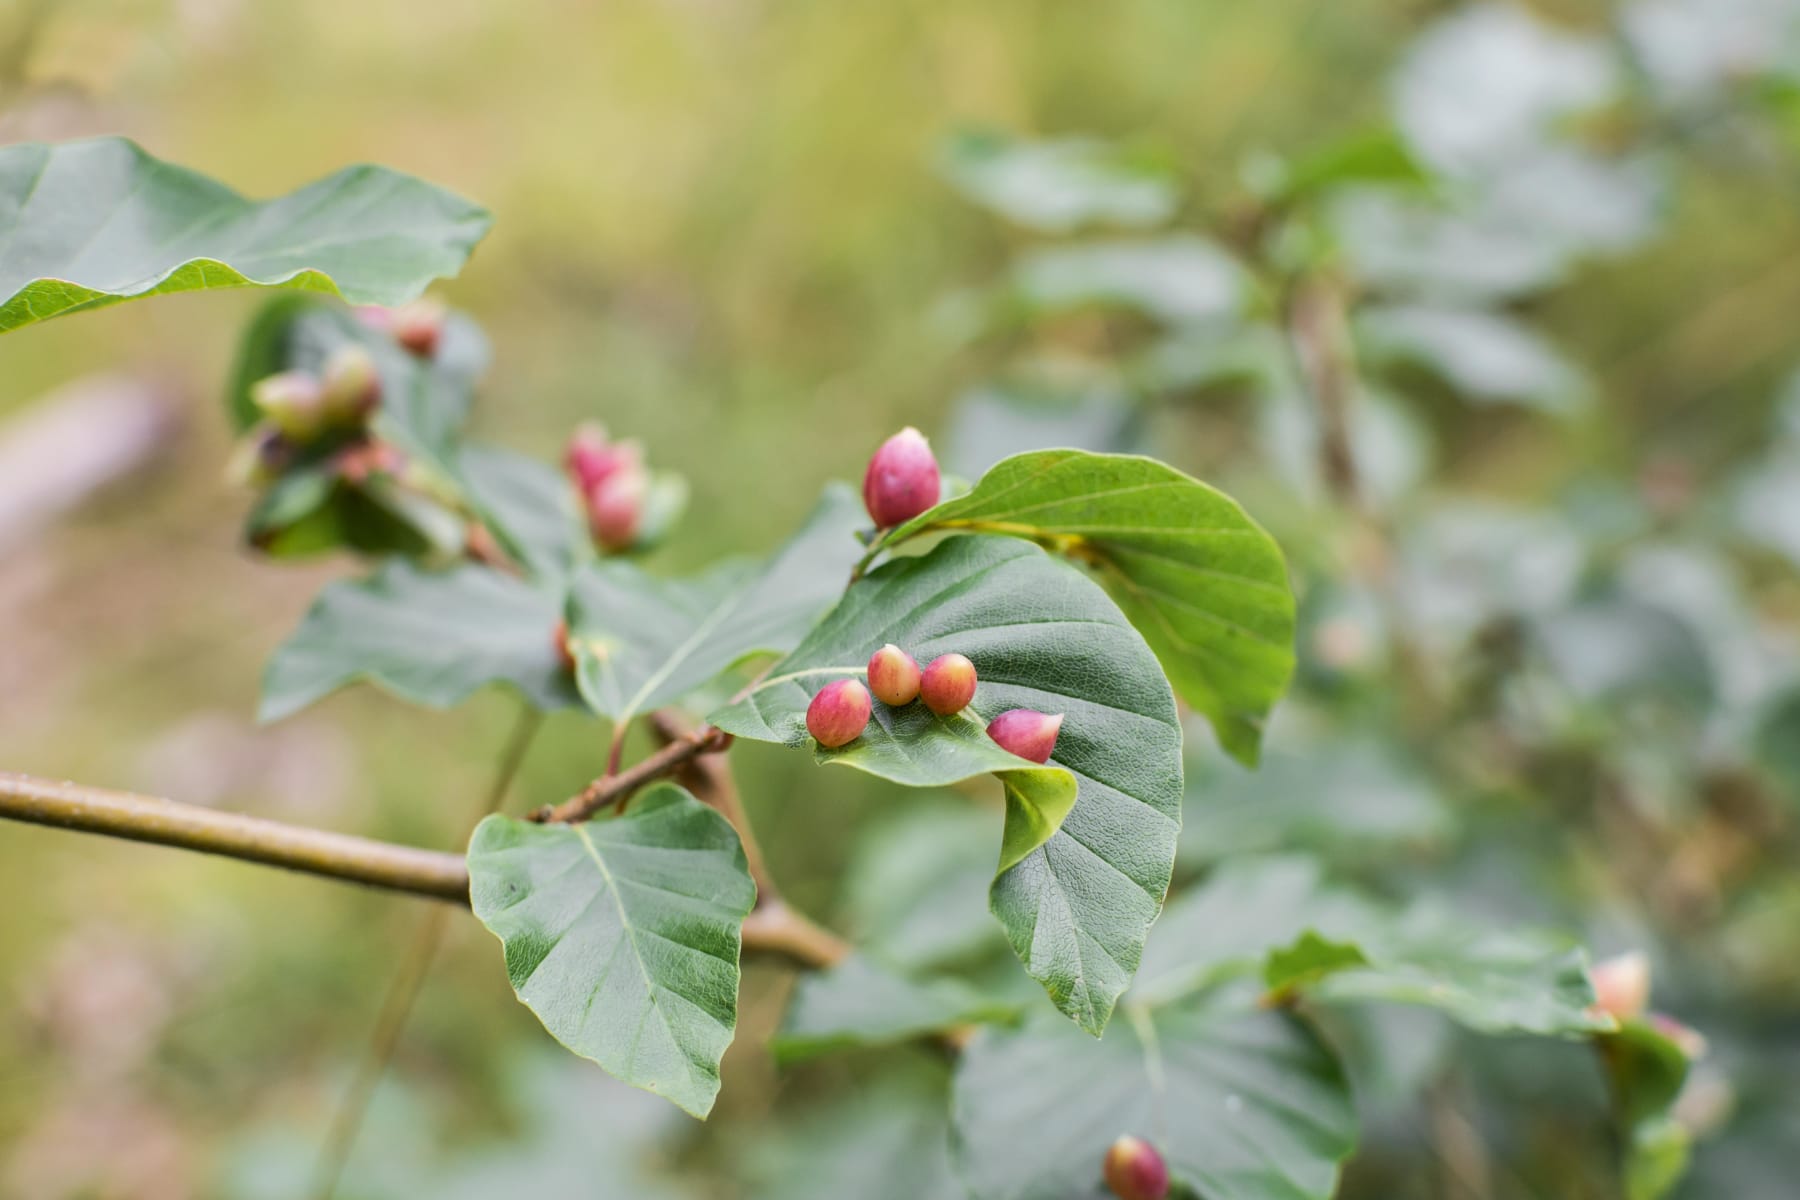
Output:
[806,679,872,748]
[987,709,1064,763]
[553,619,577,674]
[226,424,293,488]
[320,345,381,425]
[251,371,327,441]
[867,643,921,707]
[1589,952,1651,1022]
[862,427,941,528]
[336,440,405,485]
[920,653,977,716]
[1649,1013,1708,1060]
[390,299,447,358]
[589,468,650,552]
[566,423,645,495]
[1103,1135,1169,1200]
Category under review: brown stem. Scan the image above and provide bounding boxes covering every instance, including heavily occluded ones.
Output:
[1284,274,1363,512]
[0,768,844,967]
[309,707,544,1200]
[647,711,772,896]
[530,725,732,825]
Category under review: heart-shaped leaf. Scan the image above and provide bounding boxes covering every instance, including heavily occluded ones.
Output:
[567,484,864,724]
[952,988,1358,1200]
[711,535,1182,1033]
[774,953,1021,1061]
[466,785,758,1118]
[260,561,577,721]
[881,449,1293,765]
[0,137,488,334]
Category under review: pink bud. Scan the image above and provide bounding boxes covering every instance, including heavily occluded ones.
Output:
[336,440,403,485]
[566,424,645,495]
[862,427,941,528]
[1103,1135,1169,1200]
[806,679,872,748]
[1648,1013,1708,1060]
[1589,952,1651,1022]
[867,643,922,707]
[588,468,650,552]
[250,370,327,441]
[987,709,1064,763]
[390,299,447,357]
[920,653,977,716]
[321,345,381,425]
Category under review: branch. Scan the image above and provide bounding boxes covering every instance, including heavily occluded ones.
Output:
[1284,273,1363,512]
[529,724,732,825]
[0,769,842,966]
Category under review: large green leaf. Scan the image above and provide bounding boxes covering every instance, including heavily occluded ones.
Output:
[567,484,864,725]
[773,952,1020,1061]
[0,137,488,333]
[882,449,1294,764]
[466,785,757,1118]
[712,535,1182,1033]
[459,443,587,585]
[952,988,1358,1200]
[259,561,577,721]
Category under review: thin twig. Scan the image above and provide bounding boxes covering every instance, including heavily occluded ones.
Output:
[309,708,544,1200]
[529,725,732,825]
[647,711,772,896]
[0,769,844,966]
[1284,273,1363,513]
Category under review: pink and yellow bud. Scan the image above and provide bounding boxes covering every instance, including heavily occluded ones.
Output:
[987,709,1064,763]
[867,643,922,707]
[1103,1135,1169,1200]
[1589,952,1651,1022]
[390,299,447,358]
[250,370,327,441]
[806,679,872,748]
[588,468,651,552]
[862,427,941,528]
[920,653,977,716]
[321,345,382,425]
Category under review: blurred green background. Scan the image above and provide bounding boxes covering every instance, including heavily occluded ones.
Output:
[3,0,1799,1197]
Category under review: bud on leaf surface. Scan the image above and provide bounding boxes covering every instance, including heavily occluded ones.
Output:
[987,709,1064,763]
[589,468,651,552]
[920,653,977,716]
[390,299,446,357]
[1103,1135,1169,1200]
[1589,952,1651,1022]
[806,679,871,748]
[867,643,922,706]
[862,426,941,528]
[321,345,381,425]
[250,371,327,441]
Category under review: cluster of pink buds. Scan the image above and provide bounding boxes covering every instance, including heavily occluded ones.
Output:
[1103,1135,1169,1200]
[231,344,394,489]
[564,423,653,553]
[803,641,1063,761]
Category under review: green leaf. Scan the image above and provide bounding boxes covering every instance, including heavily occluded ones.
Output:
[568,484,865,725]
[1005,236,1247,327]
[1264,931,1372,992]
[459,443,586,585]
[882,449,1294,765]
[1272,126,1432,202]
[465,785,758,1118]
[713,535,1182,1033]
[952,989,1358,1200]
[773,953,1020,1061]
[1358,304,1592,415]
[1599,1018,1696,1129]
[0,137,488,334]
[841,802,1010,971]
[1626,1118,1692,1200]
[938,129,1178,233]
[259,561,577,721]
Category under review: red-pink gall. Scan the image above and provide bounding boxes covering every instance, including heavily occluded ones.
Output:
[806,679,872,748]
[390,299,446,357]
[867,643,922,707]
[1103,1135,1169,1200]
[588,468,651,553]
[862,427,941,528]
[321,345,381,425]
[986,709,1064,764]
[250,370,327,441]
[1589,952,1651,1022]
[920,653,977,716]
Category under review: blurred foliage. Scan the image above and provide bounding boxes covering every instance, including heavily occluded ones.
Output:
[2,0,1798,1198]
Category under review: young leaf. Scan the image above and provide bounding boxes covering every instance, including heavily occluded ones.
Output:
[882,449,1293,765]
[466,785,758,1119]
[952,989,1358,1200]
[260,561,577,721]
[0,137,489,334]
[773,953,1021,1061]
[567,484,865,725]
[937,129,1179,233]
[711,535,1182,1034]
